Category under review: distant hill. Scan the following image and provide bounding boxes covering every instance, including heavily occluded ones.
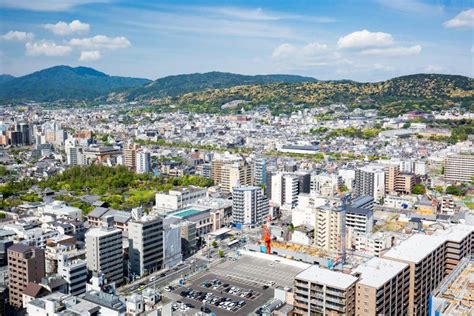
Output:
[0,74,15,84]
[149,73,473,115]
[0,66,151,102]
[105,71,317,102]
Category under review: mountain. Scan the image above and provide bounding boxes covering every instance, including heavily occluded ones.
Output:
[0,74,15,84]
[143,73,472,116]
[106,71,317,102]
[0,66,151,102]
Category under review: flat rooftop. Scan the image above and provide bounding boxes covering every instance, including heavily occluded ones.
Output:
[352,257,408,289]
[296,265,358,290]
[383,234,445,263]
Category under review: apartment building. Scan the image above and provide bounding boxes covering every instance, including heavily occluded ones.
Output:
[123,143,139,171]
[136,150,151,174]
[252,157,267,186]
[345,207,374,235]
[293,265,357,315]
[383,225,474,316]
[384,163,400,194]
[271,172,299,209]
[444,154,474,183]
[57,258,88,296]
[7,244,46,308]
[354,165,385,201]
[395,173,415,194]
[314,206,345,252]
[352,257,410,316]
[128,215,164,277]
[219,162,252,193]
[232,186,269,225]
[85,218,123,286]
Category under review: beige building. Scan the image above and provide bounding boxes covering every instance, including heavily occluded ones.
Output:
[444,154,474,183]
[293,265,357,315]
[7,244,45,308]
[395,173,415,194]
[383,224,474,316]
[352,257,410,316]
[384,164,400,194]
[314,206,344,252]
[123,143,139,171]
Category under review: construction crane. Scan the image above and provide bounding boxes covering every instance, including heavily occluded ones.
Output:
[262,224,272,254]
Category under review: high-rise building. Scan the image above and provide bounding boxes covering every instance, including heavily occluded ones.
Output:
[162,223,182,269]
[58,258,88,296]
[7,244,45,308]
[123,144,139,171]
[252,158,267,186]
[293,265,357,315]
[271,172,299,209]
[395,173,415,194]
[383,225,474,315]
[444,154,474,183]
[354,165,385,201]
[219,162,252,193]
[136,150,151,174]
[85,217,123,286]
[211,154,242,185]
[232,186,269,225]
[384,163,400,194]
[128,214,164,277]
[352,257,410,316]
[313,206,345,252]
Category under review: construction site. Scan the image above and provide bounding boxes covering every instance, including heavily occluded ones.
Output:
[431,257,474,315]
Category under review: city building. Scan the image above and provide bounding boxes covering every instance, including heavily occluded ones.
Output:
[271,172,299,209]
[155,186,207,213]
[136,150,151,174]
[352,257,410,316]
[123,143,139,171]
[85,217,123,286]
[232,186,269,225]
[253,157,267,186]
[293,265,357,315]
[444,154,474,183]
[162,223,182,269]
[354,165,385,201]
[128,213,164,277]
[7,244,46,308]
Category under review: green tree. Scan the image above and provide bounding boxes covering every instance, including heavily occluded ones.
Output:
[446,186,465,196]
[412,184,426,195]
[218,250,225,258]
[212,240,218,248]
[434,186,444,194]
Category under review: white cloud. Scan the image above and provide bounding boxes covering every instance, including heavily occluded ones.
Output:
[25,41,72,56]
[45,20,90,35]
[210,7,279,21]
[69,35,130,49]
[360,45,422,56]
[443,9,474,29]
[375,0,443,14]
[1,31,34,41]
[79,50,101,61]
[0,0,107,12]
[471,45,474,53]
[272,41,349,69]
[338,30,394,49]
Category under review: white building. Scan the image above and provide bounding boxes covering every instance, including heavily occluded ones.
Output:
[58,258,88,296]
[271,172,299,209]
[353,232,394,256]
[232,186,269,225]
[155,186,207,213]
[39,201,82,221]
[354,164,385,201]
[136,150,151,174]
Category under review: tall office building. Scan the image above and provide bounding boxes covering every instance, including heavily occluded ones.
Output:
[444,154,474,183]
[354,165,385,201]
[16,122,32,145]
[85,217,123,286]
[65,138,85,166]
[136,150,151,174]
[58,258,88,296]
[252,158,267,186]
[128,214,164,277]
[232,186,269,225]
[7,244,45,308]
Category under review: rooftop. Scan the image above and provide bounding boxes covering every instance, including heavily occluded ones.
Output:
[170,207,209,219]
[296,265,358,289]
[352,257,408,289]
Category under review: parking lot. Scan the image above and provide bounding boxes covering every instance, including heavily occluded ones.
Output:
[172,273,274,316]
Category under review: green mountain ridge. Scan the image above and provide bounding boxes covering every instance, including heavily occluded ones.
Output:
[0,65,151,102]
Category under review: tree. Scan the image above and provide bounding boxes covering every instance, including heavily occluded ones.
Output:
[446,186,465,196]
[434,186,444,194]
[412,184,426,195]
[212,240,218,248]
[218,250,225,258]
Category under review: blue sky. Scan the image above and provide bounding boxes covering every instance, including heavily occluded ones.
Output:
[0,0,472,81]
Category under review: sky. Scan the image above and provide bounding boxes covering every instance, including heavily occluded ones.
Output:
[0,0,473,82]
